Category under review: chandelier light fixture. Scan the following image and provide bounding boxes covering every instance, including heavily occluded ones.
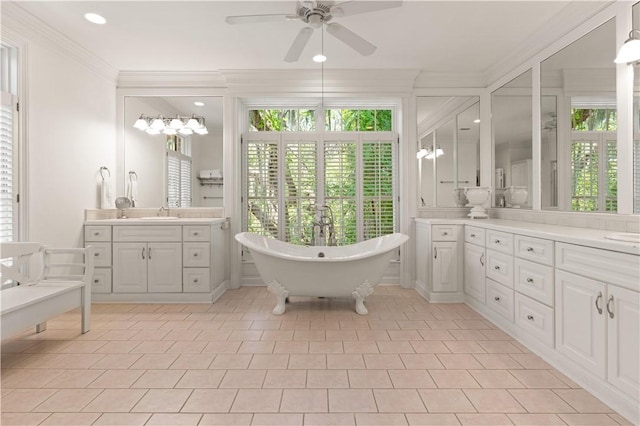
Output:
[614,29,640,64]
[133,114,209,136]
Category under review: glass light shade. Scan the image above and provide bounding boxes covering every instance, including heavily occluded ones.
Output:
[169,118,185,129]
[145,128,161,135]
[416,148,428,159]
[133,117,149,130]
[435,147,444,157]
[194,126,209,135]
[163,127,177,135]
[186,117,200,129]
[614,35,640,64]
[178,128,193,135]
[150,117,165,130]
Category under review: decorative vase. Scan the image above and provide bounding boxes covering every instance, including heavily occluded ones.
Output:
[464,187,491,219]
[504,186,528,208]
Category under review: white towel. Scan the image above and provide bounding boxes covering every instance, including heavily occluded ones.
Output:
[126,176,138,206]
[100,177,115,209]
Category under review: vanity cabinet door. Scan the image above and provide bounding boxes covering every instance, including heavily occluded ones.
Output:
[113,243,147,293]
[607,285,640,399]
[464,243,486,303]
[147,243,182,293]
[432,241,457,292]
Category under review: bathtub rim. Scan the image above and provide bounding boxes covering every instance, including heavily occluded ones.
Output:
[235,232,409,263]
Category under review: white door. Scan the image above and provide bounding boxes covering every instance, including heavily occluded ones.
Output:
[607,284,640,398]
[432,241,457,292]
[147,242,182,292]
[113,243,147,293]
[555,270,606,378]
[464,243,485,303]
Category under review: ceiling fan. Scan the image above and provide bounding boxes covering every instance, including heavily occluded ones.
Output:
[225,1,402,62]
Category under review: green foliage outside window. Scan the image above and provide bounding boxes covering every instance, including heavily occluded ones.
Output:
[249,109,315,131]
[572,108,617,131]
[326,109,392,131]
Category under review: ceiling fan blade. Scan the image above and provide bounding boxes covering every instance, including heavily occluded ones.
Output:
[330,1,402,17]
[325,22,376,56]
[225,14,299,24]
[284,27,314,62]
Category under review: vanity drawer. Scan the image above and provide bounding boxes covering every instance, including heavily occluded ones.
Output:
[514,293,554,347]
[486,229,514,254]
[183,268,211,293]
[486,278,514,322]
[183,226,211,242]
[85,226,111,242]
[556,243,640,291]
[90,242,112,267]
[485,249,514,288]
[91,268,112,293]
[113,225,181,242]
[183,242,210,267]
[465,226,485,246]
[515,235,553,266]
[515,258,554,306]
[432,225,458,242]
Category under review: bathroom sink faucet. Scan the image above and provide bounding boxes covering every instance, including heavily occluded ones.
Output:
[158,206,169,217]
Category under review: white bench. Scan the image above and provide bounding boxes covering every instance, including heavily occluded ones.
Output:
[1,242,94,340]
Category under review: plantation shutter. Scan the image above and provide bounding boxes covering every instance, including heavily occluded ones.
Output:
[0,92,17,242]
[361,140,395,240]
[180,157,192,208]
[570,139,598,211]
[605,139,617,212]
[284,139,316,244]
[634,138,640,213]
[245,138,280,239]
[324,141,357,245]
[167,153,180,207]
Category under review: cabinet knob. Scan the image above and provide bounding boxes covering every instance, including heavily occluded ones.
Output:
[94,252,99,257]
[94,279,99,283]
[194,232,199,236]
[494,265,500,270]
[494,239,501,244]
[93,232,99,236]
[527,314,534,321]
[470,233,476,237]
[526,277,534,283]
[526,247,534,252]
[193,253,198,257]
[494,296,501,302]
[194,278,199,283]
[443,232,448,236]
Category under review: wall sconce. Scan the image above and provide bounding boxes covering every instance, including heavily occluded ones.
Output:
[614,29,640,64]
[133,114,209,136]
[416,146,444,160]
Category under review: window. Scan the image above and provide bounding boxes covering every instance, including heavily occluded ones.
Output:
[243,107,397,247]
[166,136,192,207]
[325,109,392,131]
[1,42,18,242]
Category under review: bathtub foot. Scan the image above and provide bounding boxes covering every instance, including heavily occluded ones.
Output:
[352,280,375,315]
[267,280,289,315]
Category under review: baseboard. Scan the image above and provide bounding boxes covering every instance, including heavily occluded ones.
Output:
[211,280,228,303]
[92,292,215,303]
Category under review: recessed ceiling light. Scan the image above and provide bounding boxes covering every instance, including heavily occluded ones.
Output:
[85,13,106,25]
[313,54,327,63]
[473,119,481,123]
[194,101,205,107]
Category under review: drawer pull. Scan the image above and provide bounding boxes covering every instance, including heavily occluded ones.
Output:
[434,247,438,259]
[526,247,534,252]
[142,247,145,259]
[494,265,501,270]
[480,253,484,267]
[606,296,614,319]
[93,232,100,236]
[526,277,534,283]
[527,314,534,321]
[443,232,448,236]
[193,253,199,257]
[494,296,501,302]
[194,232,199,236]
[595,292,603,315]
[94,279,99,283]
[194,278,199,283]
[94,252,99,257]
[494,239,501,244]
[470,233,476,237]
[148,248,152,259]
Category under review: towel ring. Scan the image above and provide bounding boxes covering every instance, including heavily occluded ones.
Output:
[128,171,138,181]
[99,166,110,180]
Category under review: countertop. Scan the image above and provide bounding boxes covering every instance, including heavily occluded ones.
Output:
[415,218,640,256]
[84,217,227,226]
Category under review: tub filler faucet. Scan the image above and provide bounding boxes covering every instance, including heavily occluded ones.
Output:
[312,205,337,246]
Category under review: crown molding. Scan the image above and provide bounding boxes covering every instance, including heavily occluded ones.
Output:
[484,1,614,87]
[219,69,420,94]
[1,2,119,83]
[117,71,226,88]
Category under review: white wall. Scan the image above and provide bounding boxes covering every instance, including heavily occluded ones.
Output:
[27,43,116,247]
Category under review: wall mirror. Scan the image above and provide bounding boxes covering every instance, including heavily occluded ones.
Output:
[634,1,640,214]
[492,70,533,208]
[541,19,617,212]
[124,96,223,208]
[417,96,480,207]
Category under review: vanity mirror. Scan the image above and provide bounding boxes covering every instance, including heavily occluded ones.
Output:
[634,2,640,214]
[417,96,480,207]
[540,19,617,212]
[492,70,533,209]
[124,96,223,208]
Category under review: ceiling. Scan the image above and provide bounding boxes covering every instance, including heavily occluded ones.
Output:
[11,1,607,76]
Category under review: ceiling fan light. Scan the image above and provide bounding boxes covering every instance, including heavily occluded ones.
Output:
[614,31,640,64]
[169,118,185,129]
[150,117,165,130]
[133,116,149,130]
[313,54,327,63]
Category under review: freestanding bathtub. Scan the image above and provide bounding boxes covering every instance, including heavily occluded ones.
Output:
[235,232,409,315]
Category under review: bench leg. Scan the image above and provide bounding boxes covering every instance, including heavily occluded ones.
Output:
[81,286,91,334]
[36,322,47,333]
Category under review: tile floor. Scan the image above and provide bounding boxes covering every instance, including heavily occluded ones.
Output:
[0,286,633,426]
